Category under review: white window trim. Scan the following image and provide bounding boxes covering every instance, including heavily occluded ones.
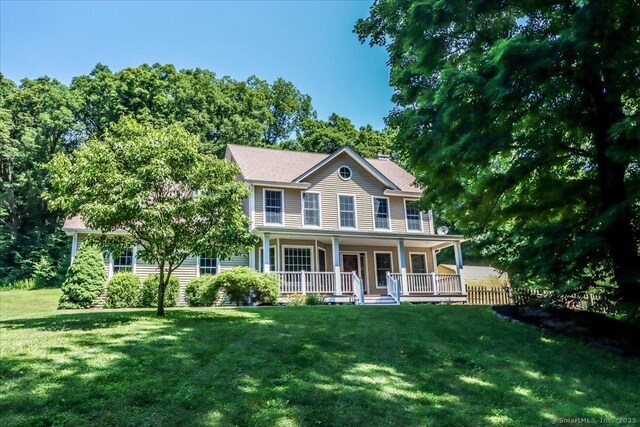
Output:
[373,251,394,289]
[404,198,424,233]
[317,247,327,272]
[281,245,315,272]
[337,164,352,181]
[259,246,278,273]
[409,252,428,274]
[111,246,135,275]
[301,191,322,228]
[371,196,391,231]
[263,188,285,226]
[196,255,220,278]
[337,193,358,230]
[132,245,138,274]
[108,253,114,279]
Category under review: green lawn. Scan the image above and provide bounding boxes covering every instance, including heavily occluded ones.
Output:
[0,290,638,426]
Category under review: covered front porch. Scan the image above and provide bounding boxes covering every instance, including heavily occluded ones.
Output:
[250,229,467,304]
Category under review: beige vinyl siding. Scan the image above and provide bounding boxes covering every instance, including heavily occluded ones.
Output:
[136,256,197,285]
[251,153,431,235]
[305,153,387,232]
[220,255,249,271]
[254,186,302,228]
[76,233,198,285]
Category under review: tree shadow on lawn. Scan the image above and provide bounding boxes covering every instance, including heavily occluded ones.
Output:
[1,306,639,426]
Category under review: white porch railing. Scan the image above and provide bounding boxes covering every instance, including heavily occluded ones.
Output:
[274,271,359,296]
[386,272,401,304]
[341,272,354,294]
[351,272,365,305]
[305,272,336,294]
[436,274,464,294]
[273,271,464,299]
[388,273,464,295]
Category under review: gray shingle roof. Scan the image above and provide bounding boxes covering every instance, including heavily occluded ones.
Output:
[226,144,421,192]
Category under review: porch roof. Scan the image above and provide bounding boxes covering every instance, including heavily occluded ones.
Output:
[256,226,464,248]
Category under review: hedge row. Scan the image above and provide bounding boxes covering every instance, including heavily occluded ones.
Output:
[60,245,280,309]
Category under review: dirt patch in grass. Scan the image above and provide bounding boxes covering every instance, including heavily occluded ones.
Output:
[494,305,640,358]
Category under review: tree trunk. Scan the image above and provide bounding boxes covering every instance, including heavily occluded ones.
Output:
[589,86,640,305]
[156,263,166,317]
[594,136,640,305]
[4,163,18,241]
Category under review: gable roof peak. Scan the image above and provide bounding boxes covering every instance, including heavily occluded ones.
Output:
[293,145,400,190]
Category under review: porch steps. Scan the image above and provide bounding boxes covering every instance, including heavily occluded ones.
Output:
[363,295,398,305]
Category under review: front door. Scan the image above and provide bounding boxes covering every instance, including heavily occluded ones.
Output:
[341,253,367,294]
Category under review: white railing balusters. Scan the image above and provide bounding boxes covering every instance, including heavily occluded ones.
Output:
[274,271,336,294]
[386,272,400,304]
[388,273,463,295]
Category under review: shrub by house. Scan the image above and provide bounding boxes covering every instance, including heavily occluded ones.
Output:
[141,274,180,307]
[211,267,279,306]
[58,243,106,309]
[105,273,141,308]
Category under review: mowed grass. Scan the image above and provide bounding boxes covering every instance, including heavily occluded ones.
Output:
[0,290,638,426]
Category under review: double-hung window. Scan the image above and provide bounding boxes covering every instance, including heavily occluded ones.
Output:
[410,253,427,274]
[302,192,320,227]
[317,248,327,272]
[405,200,423,232]
[283,247,312,272]
[373,197,390,230]
[113,248,134,273]
[338,195,356,228]
[199,255,218,275]
[264,189,283,225]
[375,252,393,287]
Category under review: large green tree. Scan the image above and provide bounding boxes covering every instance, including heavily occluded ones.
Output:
[296,113,395,157]
[0,75,82,284]
[356,1,640,305]
[70,64,317,156]
[47,119,257,315]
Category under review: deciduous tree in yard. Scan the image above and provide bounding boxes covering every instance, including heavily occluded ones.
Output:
[356,1,640,311]
[47,118,257,316]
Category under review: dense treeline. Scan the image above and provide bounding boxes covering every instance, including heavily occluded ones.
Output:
[0,63,393,286]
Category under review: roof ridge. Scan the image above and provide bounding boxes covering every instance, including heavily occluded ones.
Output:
[227,143,329,157]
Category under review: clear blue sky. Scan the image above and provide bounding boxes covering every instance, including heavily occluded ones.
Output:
[0,0,392,129]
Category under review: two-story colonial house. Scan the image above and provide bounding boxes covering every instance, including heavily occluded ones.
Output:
[62,144,467,305]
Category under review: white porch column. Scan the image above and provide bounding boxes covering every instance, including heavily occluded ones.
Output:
[132,245,138,274]
[248,247,256,270]
[263,234,271,273]
[249,184,256,231]
[397,239,409,295]
[453,241,466,294]
[70,232,78,263]
[332,237,342,295]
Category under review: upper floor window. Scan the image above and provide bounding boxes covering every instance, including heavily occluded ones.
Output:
[199,255,218,275]
[338,194,356,228]
[405,200,423,232]
[373,197,390,230]
[338,165,352,181]
[113,248,134,273]
[264,189,283,225]
[302,192,320,227]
